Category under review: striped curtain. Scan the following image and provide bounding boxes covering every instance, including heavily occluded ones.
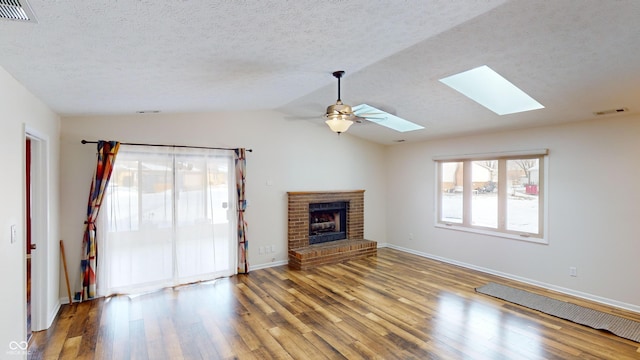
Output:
[235,148,249,273]
[76,140,120,301]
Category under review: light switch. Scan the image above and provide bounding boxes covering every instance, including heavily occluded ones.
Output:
[10,225,16,244]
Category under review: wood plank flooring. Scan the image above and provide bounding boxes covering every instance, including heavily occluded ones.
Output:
[28,248,640,359]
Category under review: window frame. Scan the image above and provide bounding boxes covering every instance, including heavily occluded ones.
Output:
[434,149,548,244]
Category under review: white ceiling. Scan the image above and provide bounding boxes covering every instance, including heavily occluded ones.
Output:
[1,0,640,144]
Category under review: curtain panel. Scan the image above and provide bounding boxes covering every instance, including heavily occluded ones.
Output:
[235,148,249,273]
[76,140,120,301]
[97,145,237,295]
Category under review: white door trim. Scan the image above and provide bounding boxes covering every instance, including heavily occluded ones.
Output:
[24,126,50,332]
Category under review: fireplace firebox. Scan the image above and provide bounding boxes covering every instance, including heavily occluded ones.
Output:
[309,201,347,244]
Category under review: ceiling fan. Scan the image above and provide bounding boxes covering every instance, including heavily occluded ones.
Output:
[324,71,424,134]
[324,70,386,134]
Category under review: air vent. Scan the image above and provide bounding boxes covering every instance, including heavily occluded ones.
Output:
[0,0,37,23]
[593,107,629,116]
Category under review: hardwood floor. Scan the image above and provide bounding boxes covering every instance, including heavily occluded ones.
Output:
[28,248,640,359]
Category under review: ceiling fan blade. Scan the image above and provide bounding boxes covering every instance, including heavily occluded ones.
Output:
[284,115,324,122]
[362,103,397,115]
[354,116,378,124]
[337,110,355,116]
[362,117,385,123]
[357,113,388,121]
[329,110,356,119]
[353,103,397,117]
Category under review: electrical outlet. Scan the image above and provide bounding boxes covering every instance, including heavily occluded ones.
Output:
[270,245,275,253]
[258,246,264,255]
[409,233,413,240]
[569,267,577,277]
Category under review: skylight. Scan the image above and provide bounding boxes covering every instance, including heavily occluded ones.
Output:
[353,104,424,132]
[439,65,544,115]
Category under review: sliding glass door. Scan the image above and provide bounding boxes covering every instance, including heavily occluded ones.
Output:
[98,145,236,296]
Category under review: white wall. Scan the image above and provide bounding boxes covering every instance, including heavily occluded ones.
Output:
[386,114,640,310]
[0,66,60,355]
[59,111,388,297]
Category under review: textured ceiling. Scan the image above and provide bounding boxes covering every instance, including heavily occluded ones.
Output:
[1,0,640,144]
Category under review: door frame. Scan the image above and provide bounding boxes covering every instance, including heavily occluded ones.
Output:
[24,126,50,332]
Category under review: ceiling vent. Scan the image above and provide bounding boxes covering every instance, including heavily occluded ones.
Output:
[0,0,37,23]
[593,107,629,116]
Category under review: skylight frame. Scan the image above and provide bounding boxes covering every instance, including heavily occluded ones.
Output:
[439,65,544,115]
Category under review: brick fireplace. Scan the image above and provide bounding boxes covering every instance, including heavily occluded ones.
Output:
[287,190,377,270]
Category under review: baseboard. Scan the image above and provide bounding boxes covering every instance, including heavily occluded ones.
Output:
[384,243,640,314]
[58,297,74,305]
[250,259,289,271]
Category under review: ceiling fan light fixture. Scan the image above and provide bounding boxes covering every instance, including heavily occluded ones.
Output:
[325,115,354,134]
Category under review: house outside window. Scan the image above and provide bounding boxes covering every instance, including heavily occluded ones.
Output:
[435,150,547,243]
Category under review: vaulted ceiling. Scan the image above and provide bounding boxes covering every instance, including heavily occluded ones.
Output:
[1,1,639,144]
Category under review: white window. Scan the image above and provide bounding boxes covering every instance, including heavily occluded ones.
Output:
[97,145,237,296]
[435,150,547,242]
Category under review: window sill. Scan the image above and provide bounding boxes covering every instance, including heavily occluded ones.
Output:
[434,223,548,244]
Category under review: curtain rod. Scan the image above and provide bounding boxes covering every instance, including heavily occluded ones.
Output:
[81,140,252,152]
